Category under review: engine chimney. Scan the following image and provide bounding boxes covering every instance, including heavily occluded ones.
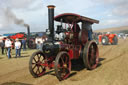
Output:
[47,5,55,40]
[24,24,30,47]
[24,24,30,40]
[27,25,30,40]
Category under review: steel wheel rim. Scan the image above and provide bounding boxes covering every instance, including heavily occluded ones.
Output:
[88,42,98,69]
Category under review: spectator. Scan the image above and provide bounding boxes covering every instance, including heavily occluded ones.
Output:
[5,38,12,59]
[36,41,41,50]
[22,38,26,51]
[1,39,5,55]
[35,37,43,49]
[15,38,21,58]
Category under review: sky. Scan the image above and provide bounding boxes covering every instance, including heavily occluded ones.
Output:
[0,0,128,34]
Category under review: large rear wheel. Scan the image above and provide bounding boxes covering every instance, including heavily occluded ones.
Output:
[29,50,46,78]
[111,36,118,45]
[83,40,99,70]
[55,51,71,81]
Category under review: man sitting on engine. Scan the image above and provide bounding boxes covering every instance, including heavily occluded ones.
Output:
[82,21,93,41]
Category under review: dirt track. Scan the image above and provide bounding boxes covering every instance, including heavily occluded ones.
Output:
[0,39,128,85]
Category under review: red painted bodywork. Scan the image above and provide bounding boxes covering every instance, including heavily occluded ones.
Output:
[10,33,25,40]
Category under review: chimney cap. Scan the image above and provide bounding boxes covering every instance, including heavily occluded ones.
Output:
[47,5,55,9]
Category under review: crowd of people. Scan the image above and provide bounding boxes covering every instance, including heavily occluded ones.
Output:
[0,36,48,59]
[0,37,27,59]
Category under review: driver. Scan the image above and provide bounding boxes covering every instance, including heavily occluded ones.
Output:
[82,21,93,41]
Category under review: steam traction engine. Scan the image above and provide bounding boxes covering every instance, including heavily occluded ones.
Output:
[29,5,99,81]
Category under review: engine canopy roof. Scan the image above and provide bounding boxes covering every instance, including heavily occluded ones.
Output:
[54,13,99,24]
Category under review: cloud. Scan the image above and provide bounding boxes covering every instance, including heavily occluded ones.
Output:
[91,0,128,29]
[104,20,119,25]
[0,0,128,34]
[93,0,128,17]
[0,24,2,28]
[45,0,97,15]
[95,18,128,29]
[0,0,35,9]
[112,4,128,16]
[94,0,128,5]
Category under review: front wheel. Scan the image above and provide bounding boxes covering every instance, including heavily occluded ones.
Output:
[54,51,71,81]
[83,40,99,70]
[29,50,46,78]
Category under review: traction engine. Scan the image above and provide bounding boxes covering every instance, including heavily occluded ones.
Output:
[29,5,99,81]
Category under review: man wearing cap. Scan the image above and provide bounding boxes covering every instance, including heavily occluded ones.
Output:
[15,38,21,58]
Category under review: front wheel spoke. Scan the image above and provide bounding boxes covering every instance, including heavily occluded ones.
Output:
[61,56,65,64]
[36,67,39,74]
[64,56,68,64]
[55,52,70,80]
[41,59,45,63]
[38,67,41,74]
[32,65,37,70]
[33,57,37,63]
[32,62,36,64]
[37,54,41,61]
[59,68,69,78]
[59,67,69,73]
[59,68,65,74]
[40,59,45,62]
[40,65,45,71]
